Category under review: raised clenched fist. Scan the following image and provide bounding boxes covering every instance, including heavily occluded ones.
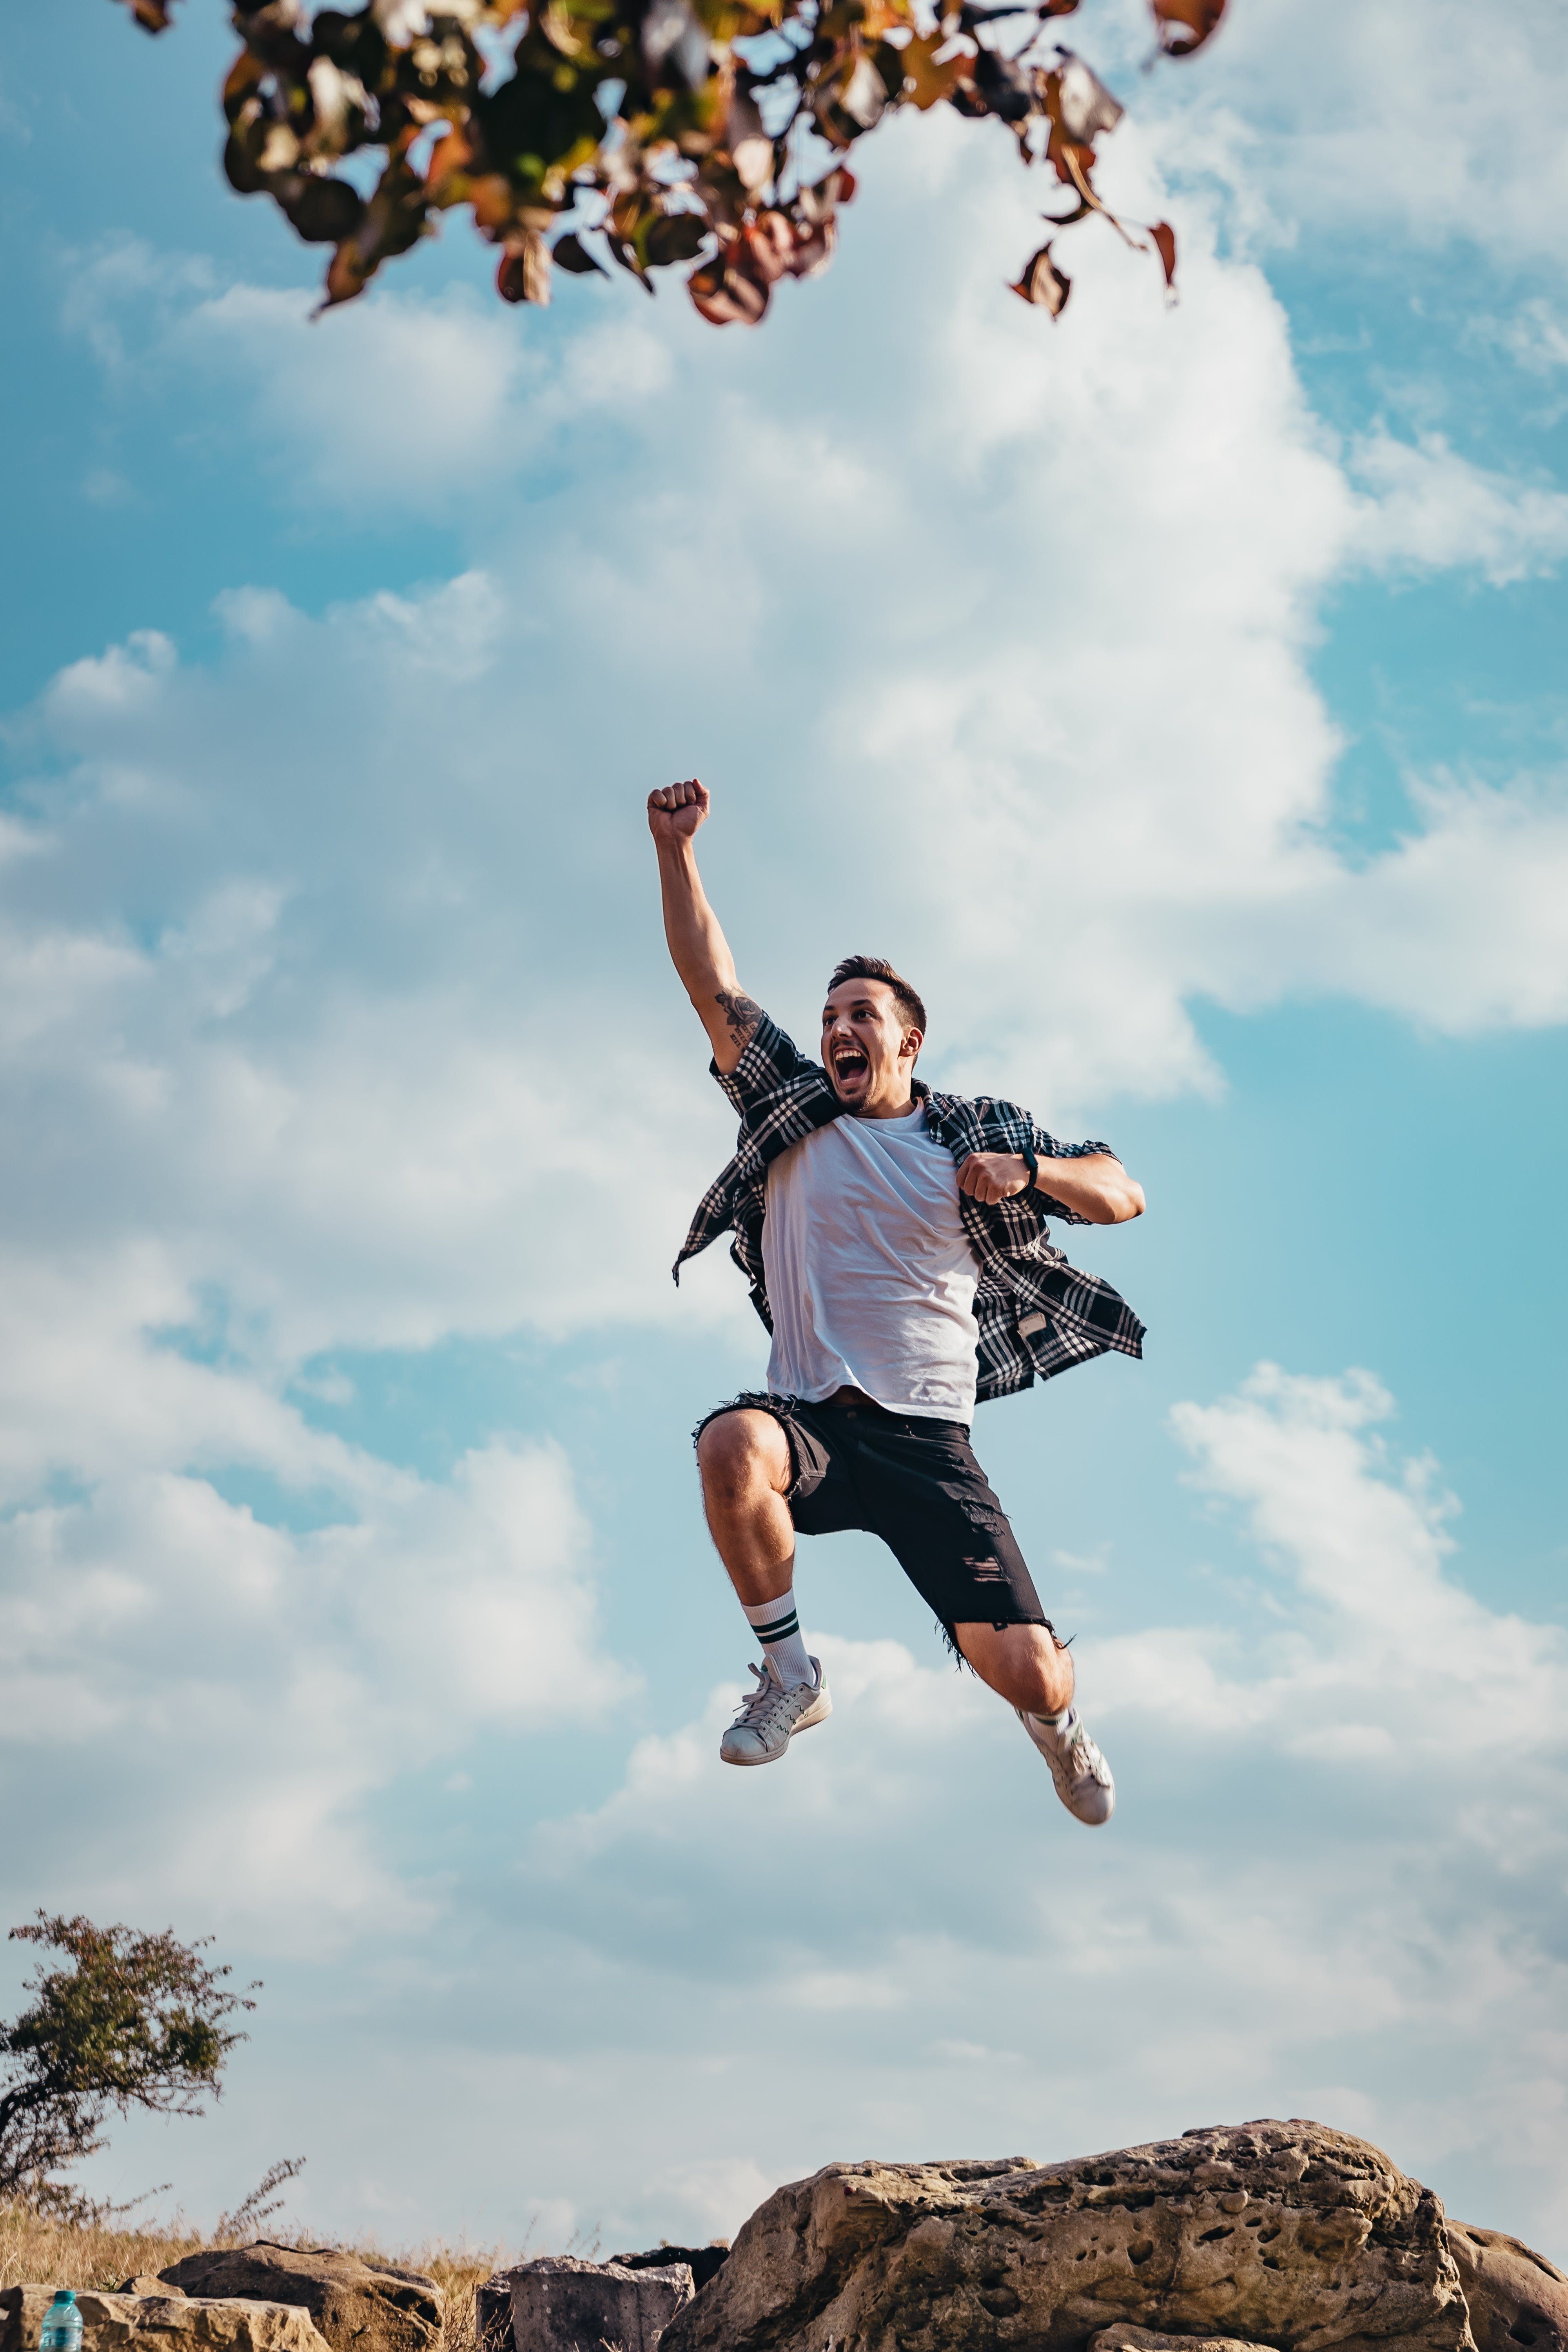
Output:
[647,777,710,844]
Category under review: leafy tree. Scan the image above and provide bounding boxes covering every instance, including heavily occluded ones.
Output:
[0,1914,254,2215]
[112,0,1225,325]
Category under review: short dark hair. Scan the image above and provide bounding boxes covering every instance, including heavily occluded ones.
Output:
[826,955,927,1040]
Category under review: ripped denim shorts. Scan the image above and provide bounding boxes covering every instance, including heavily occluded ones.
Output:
[693,1389,1053,1657]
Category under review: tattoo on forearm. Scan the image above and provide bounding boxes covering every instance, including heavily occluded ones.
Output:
[714,989,762,1041]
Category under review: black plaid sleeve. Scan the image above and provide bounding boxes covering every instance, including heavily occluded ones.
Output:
[711,1013,817,1115]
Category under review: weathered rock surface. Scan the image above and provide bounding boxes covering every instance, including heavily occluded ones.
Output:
[158,2247,441,2352]
[0,2289,328,2352]
[116,2287,185,2302]
[478,2254,693,2352]
[659,2120,1475,2352]
[1094,2328,1273,2352]
[610,2247,731,2294]
[1449,2225,1568,2352]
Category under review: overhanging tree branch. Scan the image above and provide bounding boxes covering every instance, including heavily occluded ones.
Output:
[109,0,1226,325]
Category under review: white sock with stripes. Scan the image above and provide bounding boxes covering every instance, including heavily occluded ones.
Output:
[1029,1703,1075,1739]
[742,1586,814,1689]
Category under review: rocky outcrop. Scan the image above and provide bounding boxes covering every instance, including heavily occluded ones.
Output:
[477,2256,693,2352]
[1448,2225,1568,2352]
[610,2247,731,2294]
[659,2120,1476,2352]
[0,2289,329,2352]
[158,2247,440,2352]
[1094,2330,1280,2352]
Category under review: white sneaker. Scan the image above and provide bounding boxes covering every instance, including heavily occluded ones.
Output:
[720,1655,832,1766]
[1017,1705,1116,1826]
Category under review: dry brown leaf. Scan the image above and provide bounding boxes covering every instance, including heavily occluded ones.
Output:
[497,227,552,302]
[1011,239,1070,314]
[553,231,608,274]
[1050,51,1122,142]
[689,250,771,324]
[1149,0,1225,55]
[900,30,969,110]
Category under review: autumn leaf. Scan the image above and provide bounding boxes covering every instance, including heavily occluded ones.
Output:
[497,227,553,302]
[1049,51,1122,142]
[815,49,891,144]
[797,165,857,221]
[645,210,710,266]
[899,31,969,111]
[1011,240,1070,315]
[973,47,1037,123]
[321,151,428,308]
[275,174,366,245]
[552,231,609,274]
[1149,0,1225,55]
[689,250,771,325]
[727,88,776,192]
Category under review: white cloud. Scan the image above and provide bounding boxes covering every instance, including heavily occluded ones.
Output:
[1490,299,1568,377]
[0,1430,630,1941]
[59,240,675,515]
[1347,432,1568,584]
[486,1362,1568,2256]
[1117,1364,1568,1748]
[1141,0,1568,275]
[27,200,1568,1151]
[178,281,541,505]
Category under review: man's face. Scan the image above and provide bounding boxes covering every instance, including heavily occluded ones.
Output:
[821,978,921,1113]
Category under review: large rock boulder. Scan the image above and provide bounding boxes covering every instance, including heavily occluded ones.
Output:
[477,2255,693,2352]
[158,2248,440,2352]
[610,2249,730,2294]
[659,2120,1475,2352]
[0,2288,329,2352]
[1448,2225,1568,2352]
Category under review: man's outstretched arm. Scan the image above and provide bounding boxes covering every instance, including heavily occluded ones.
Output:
[648,778,762,1076]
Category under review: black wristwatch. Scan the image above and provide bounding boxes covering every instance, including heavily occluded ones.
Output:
[1020,1143,1039,1190]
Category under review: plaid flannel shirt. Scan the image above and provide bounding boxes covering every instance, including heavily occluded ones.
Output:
[672,1013,1145,1404]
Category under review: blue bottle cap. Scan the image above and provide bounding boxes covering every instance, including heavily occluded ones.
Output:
[49,2295,76,2305]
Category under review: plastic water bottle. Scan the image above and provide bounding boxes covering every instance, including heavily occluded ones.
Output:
[39,2292,83,2352]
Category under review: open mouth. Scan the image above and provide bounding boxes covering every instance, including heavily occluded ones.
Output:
[830,1044,870,1087]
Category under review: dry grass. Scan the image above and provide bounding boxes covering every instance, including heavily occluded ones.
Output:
[0,2207,211,2296]
[0,2208,506,2352]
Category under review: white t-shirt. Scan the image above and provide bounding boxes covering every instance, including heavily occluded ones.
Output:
[762,1104,982,1424]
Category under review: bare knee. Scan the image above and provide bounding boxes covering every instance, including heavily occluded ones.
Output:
[1024,1633,1075,1717]
[956,1620,1074,1716]
[696,1410,790,1512]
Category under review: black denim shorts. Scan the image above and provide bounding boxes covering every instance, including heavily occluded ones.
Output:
[694,1390,1052,1653]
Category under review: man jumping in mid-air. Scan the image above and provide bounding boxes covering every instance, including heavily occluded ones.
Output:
[651,777,1146,1826]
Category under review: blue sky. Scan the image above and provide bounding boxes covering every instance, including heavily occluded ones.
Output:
[2,0,1567,2274]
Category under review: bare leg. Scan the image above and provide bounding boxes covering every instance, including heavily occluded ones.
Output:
[964,1619,1112,1822]
[697,1415,1072,1711]
[695,1410,797,1605]
[953,1620,1074,1716]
